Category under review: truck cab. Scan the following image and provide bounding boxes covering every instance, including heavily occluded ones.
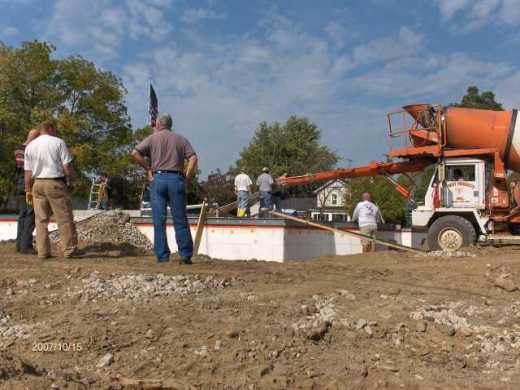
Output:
[412,158,491,251]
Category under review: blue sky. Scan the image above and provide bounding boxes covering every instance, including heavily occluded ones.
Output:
[1,0,520,176]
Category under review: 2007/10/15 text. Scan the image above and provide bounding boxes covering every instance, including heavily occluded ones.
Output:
[32,343,83,352]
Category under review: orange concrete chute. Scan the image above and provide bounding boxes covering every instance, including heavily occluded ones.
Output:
[276,159,432,189]
[445,107,520,171]
[403,103,436,129]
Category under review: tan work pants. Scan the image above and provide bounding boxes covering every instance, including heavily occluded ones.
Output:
[360,225,377,253]
[33,179,77,257]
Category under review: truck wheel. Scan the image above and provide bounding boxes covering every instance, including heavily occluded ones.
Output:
[427,215,476,251]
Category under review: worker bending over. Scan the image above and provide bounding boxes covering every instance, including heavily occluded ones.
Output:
[24,121,79,259]
[131,113,198,264]
[352,192,383,253]
[234,169,252,217]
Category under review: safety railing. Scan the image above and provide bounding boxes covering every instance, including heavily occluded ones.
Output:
[386,104,442,152]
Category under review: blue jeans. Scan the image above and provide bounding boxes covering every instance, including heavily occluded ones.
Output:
[16,195,35,252]
[237,191,249,210]
[259,191,272,210]
[150,173,193,262]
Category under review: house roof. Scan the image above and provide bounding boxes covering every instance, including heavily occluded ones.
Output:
[312,179,348,194]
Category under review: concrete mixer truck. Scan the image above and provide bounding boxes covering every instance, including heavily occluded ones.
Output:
[278,104,520,251]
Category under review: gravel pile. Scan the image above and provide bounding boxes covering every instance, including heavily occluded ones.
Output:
[68,272,231,302]
[417,250,477,258]
[292,295,337,341]
[0,310,32,341]
[50,211,153,253]
[410,303,472,330]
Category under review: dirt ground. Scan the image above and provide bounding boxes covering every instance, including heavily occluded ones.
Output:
[1,242,520,389]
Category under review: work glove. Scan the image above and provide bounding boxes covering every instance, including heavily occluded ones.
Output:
[26,192,33,207]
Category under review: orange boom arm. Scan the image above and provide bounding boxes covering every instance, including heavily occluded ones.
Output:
[277,158,432,198]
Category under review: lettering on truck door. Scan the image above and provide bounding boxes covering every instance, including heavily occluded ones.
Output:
[445,165,478,208]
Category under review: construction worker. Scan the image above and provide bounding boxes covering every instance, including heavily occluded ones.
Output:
[14,129,40,254]
[256,167,274,212]
[352,192,383,253]
[131,113,198,264]
[234,169,252,217]
[24,121,79,259]
[96,173,111,210]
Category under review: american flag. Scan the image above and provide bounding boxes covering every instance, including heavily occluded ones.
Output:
[149,84,158,127]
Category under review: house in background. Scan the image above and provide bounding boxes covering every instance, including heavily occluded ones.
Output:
[310,179,350,223]
[248,179,350,221]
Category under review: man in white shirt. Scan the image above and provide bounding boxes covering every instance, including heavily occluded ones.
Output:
[256,167,274,211]
[352,192,383,253]
[24,121,78,259]
[234,170,252,217]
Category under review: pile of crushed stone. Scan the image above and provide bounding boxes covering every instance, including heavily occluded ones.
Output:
[410,303,473,330]
[0,310,33,342]
[416,250,477,258]
[50,211,152,254]
[67,272,231,302]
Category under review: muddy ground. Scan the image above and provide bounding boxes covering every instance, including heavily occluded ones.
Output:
[1,242,520,389]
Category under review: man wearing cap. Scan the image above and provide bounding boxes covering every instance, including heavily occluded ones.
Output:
[256,167,274,211]
[14,129,40,254]
[24,121,79,259]
[234,169,252,217]
[131,113,198,264]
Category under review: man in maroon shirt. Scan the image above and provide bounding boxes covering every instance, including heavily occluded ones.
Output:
[131,114,198,264]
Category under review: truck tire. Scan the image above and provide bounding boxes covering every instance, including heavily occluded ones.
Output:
[427,215,476,251]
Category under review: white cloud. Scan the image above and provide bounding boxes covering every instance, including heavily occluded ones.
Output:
[496,71,520,108]
[434,0,520,29]
[352,50,513,102]
[0,26,19,38]
[181,7,225,24]
[499,0,520,25]
[45,0,173,60]
[324,21,347,49]
[435,0,470,19]
[352,27,423,65]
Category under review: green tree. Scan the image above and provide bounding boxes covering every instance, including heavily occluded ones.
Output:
[452,86,504,111]
[235,116,339,181]
[0,41,134,207]
[345,176,406,223]
[200,169,236,206]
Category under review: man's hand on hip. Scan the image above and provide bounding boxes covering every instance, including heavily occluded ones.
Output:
[147,170,154,183]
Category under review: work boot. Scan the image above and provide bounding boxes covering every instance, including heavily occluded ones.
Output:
[179,257,192,265]
[64,249,86,259]
[20,248,37,255]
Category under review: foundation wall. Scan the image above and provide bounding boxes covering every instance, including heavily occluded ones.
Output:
[0,212,426,262]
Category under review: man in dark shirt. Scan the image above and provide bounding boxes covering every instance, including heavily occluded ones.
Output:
[131,113,198,264]
[14,129,39,253]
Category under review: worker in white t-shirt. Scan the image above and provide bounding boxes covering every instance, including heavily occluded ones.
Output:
[234,169,252,217]
[352,192,383,253]
[24,121,79,259]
